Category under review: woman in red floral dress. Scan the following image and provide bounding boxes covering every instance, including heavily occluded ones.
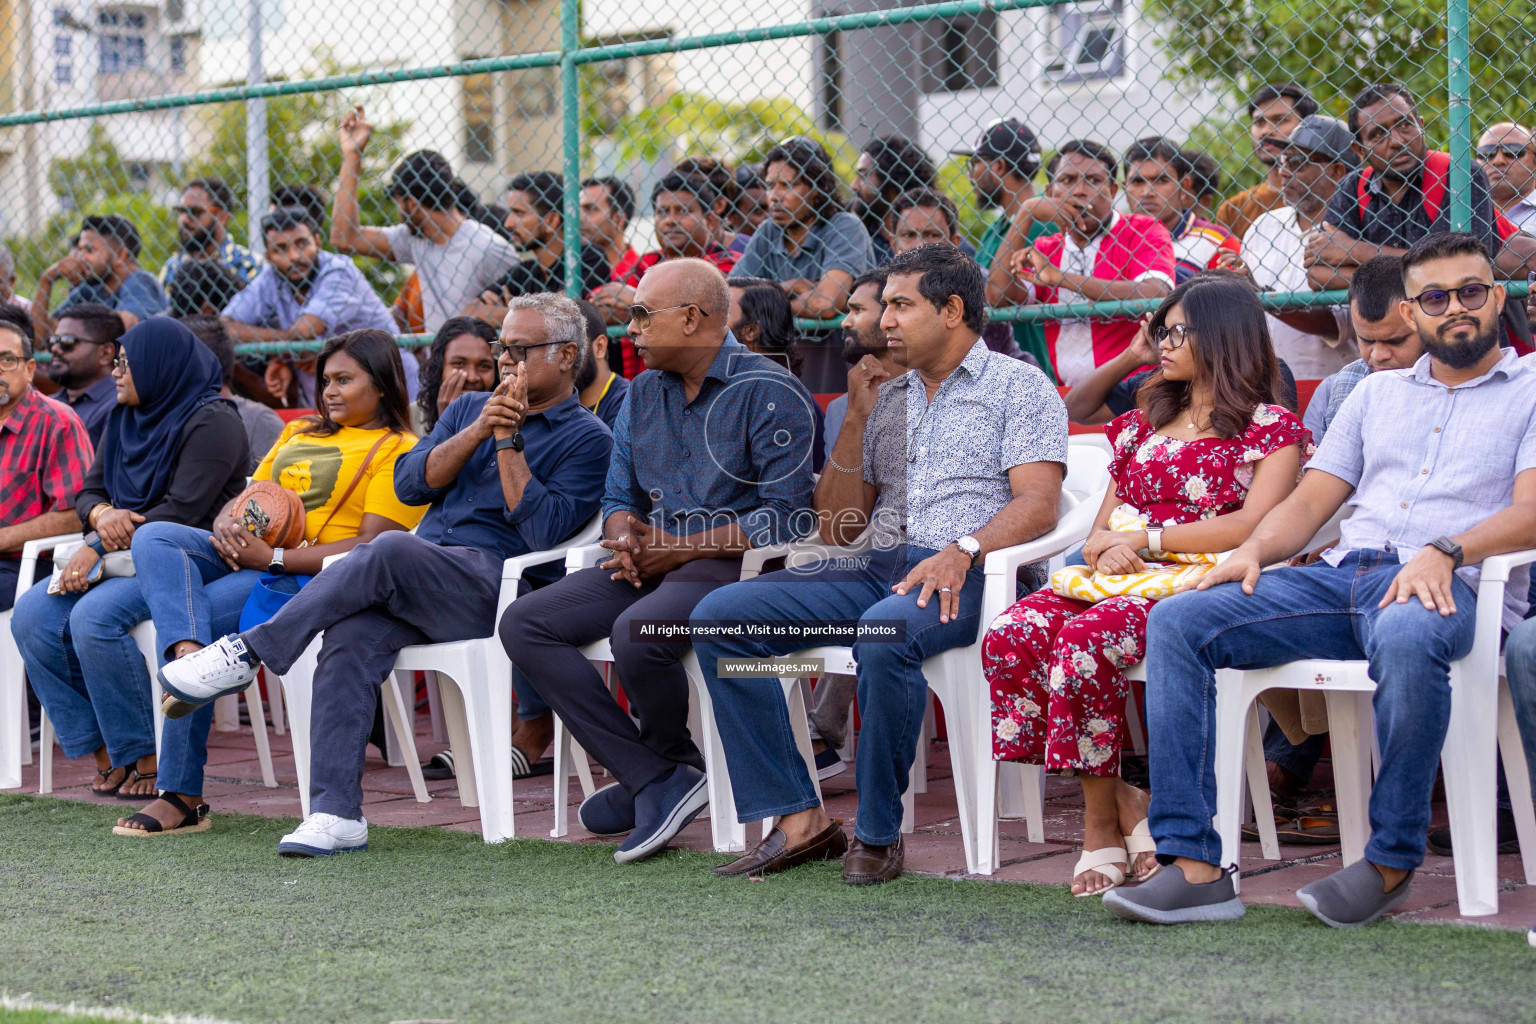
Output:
[982,275,1313,896]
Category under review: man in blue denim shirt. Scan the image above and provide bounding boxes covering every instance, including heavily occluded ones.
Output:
[1108,233,1536,928]
[158,295,611,856]
[500,258,817,864]
[693,245,1068,884]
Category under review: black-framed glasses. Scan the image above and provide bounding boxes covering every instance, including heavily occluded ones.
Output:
[491,340,563,362]
[47,333,101,354]
[1153,324,1195,348]
[627,303,707,331]
[1477,143,1531,160]
[0,353,26,372]
[111,353,130,373]
[1410,283,1492,316]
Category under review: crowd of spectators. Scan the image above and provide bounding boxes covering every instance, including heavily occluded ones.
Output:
[5,77,1536,939]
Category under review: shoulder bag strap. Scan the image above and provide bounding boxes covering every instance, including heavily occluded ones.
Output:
[300,432,397,547]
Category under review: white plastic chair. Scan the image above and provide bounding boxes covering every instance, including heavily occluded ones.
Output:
[279,516,602,842]
[0,533,82,790]
[1211,546,1536,917]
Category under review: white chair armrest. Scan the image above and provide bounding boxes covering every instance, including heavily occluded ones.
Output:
[1479,547,1536,585]
[506,514,603,583]
[740,527,875,580]
[321,551,349,570]
[17,531,84,595]
[979,491,1098,622]
[565,542,608,574]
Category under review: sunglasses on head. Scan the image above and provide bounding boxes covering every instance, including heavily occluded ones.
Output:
[1409,282,1492,316]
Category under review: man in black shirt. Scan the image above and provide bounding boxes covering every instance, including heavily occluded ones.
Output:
[464,172,610,324]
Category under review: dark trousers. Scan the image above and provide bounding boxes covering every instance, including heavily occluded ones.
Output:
[499,558,743,794]
[243,532,503,819]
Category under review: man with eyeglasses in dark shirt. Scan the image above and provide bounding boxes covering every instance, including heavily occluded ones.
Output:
[42,302,124,447]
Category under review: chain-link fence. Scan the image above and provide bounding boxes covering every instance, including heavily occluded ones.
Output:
[0,0,1529,387]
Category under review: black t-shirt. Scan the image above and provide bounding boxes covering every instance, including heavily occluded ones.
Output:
[1324,157,1502,254]
[490,245,611,300]
[1105,359,1299,418]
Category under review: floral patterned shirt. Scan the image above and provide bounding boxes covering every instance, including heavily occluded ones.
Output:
[1106,403,1312,526]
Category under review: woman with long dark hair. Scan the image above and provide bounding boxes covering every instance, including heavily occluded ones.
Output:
[13,318,250,801]
[981,275,1312,896]
[416,315,499,432]
[113,329,427,835]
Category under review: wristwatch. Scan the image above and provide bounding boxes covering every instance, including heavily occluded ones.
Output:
[956,534,982,568]
[268,547,286,576]
[495,432,525,453]
[1146,524,1165,559]
[1428,536,1464,569]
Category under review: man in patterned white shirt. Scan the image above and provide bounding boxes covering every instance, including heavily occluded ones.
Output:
[692,244,1069,885]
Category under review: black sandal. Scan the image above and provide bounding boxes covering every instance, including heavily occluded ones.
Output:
[90,765,129,796]
[115,766,159,800]
[113,792,211,837]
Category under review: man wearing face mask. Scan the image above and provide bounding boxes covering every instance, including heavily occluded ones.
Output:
[158,179,261,292]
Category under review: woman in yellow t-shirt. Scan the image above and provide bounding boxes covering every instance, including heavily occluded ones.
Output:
[118,329,428,836]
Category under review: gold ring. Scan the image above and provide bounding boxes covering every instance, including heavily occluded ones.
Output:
[71,570,80,576]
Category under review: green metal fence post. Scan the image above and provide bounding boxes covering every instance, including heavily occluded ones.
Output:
[1446,0,1472,232]
[561,0,583,299]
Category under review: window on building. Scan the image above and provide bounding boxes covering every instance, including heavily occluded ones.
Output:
[54,35,72,56]
[1043,0,1125,82]
[98,8,149,74]
[52,7,70,25]
[817,29,844,133]
[170,36,187,73]
[508,68,557,119]
[55,62,74,84]
[462,68,496,165]
[919,13,999,94]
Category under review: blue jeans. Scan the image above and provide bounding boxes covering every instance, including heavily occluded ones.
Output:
[12,574,156,765]
[692,545,984,847]
[132,521,265,795]
[1501,617,1536,805]
[1144,551,1476,872]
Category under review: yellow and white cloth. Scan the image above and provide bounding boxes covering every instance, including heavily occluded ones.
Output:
[1049,504,1225,603]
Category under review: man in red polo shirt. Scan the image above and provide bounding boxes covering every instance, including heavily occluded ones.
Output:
[588,174,741,376]
[990,139,1175,385]
[0,305,93,610]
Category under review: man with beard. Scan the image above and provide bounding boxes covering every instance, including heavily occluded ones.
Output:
[30,215,166,339]
[0,305,93,613]
[987,140,1174,386]
[42,302,123,446]
[1307,83,1505,290]
[1109,231,1536,929]
[464,172,610,326]
[1215,83,1318,240]
[854,136,936,264]
[574,298,629,429]
[330,106,521,333]
[158,179,261,294]
[221,208,415,404]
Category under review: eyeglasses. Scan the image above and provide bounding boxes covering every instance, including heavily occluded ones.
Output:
[111,353,130,373]
[491,340,563,362]
[172,205,211,218]
[627,303,707,332]
[1278,152,1321,170]
[1409,283,1492,316]
[47,333,102,353]
[1153,324,1195,348]
[0,354,26,372]
[1476,143,1531,160]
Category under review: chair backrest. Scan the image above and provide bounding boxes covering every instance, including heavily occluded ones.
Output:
[1064,441,1113,502]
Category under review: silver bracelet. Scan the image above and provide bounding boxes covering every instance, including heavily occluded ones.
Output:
[825,454,863,475]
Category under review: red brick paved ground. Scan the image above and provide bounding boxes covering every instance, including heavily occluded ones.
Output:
[16,701,1534,932]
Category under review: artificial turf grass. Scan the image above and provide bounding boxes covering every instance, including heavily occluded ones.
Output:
[1,795,1533,1024]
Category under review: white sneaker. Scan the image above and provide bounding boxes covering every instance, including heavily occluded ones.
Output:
[159,635,260,718]
[278,813,368,857]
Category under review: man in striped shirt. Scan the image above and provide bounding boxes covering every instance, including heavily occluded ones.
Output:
[0,305,93,610]
[1125,137,1241,283]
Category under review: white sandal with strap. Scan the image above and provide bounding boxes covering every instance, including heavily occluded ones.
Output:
[1072,846,1128,897]
[1124,819,1160,882]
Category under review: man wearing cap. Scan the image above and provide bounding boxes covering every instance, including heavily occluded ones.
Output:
[328,106,520,333]
[1477,123,1536,233]
[1219,115,1360,377]
[961,119,1056,379]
